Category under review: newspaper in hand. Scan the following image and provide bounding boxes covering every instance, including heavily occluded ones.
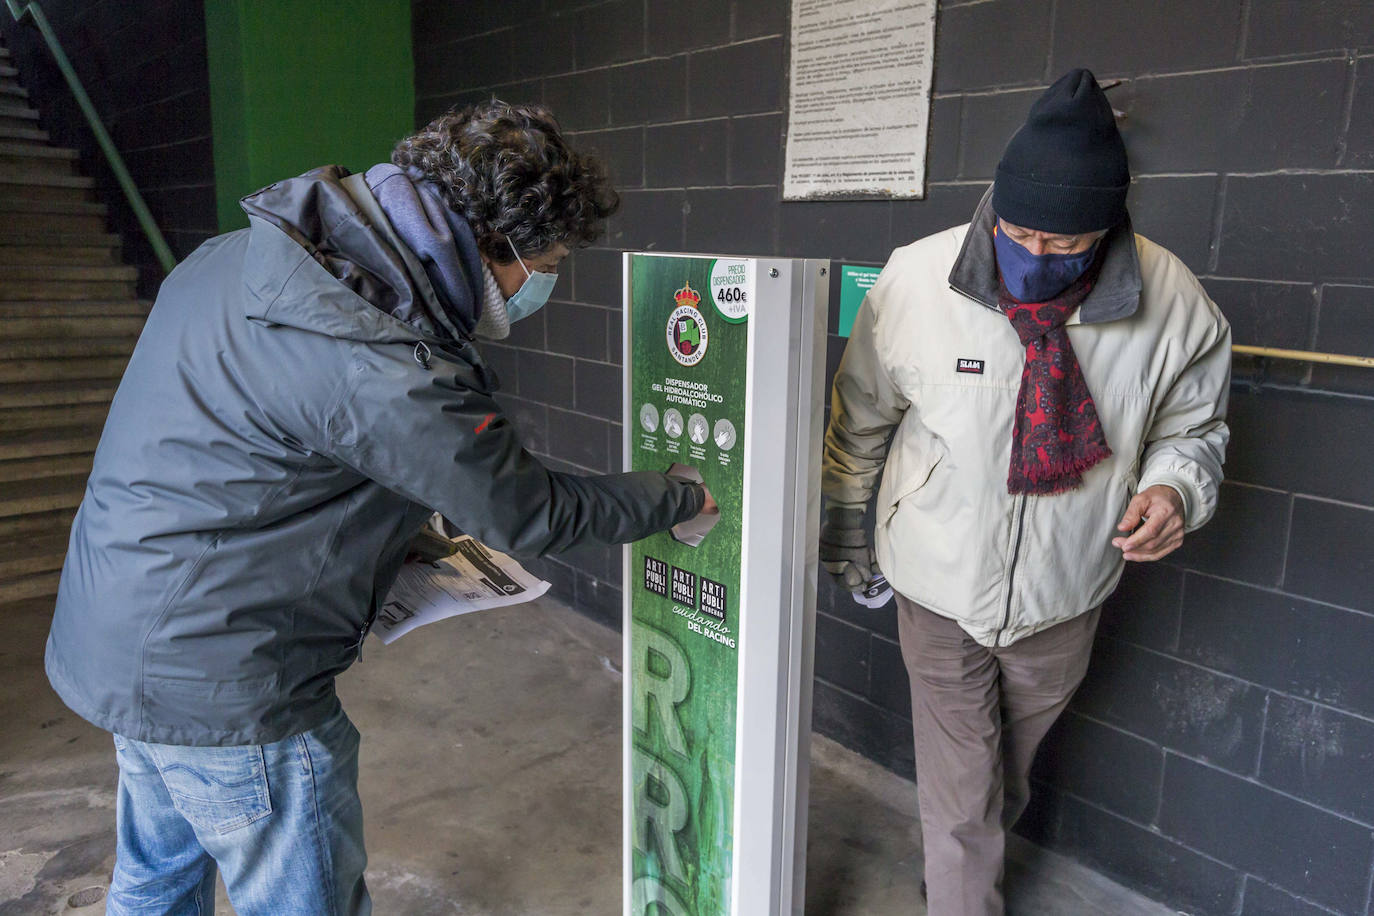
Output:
[372,535,551,644]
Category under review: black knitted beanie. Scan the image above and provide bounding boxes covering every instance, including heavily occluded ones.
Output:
[992,68,1129,234]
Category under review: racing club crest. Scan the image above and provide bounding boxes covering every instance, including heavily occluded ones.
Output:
[667,282,708,367]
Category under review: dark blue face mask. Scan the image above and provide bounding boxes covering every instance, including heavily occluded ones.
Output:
[993,224,1099,302]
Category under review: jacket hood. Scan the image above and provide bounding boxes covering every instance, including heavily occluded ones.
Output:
[238,165,482,344]
[948,184,1142,324]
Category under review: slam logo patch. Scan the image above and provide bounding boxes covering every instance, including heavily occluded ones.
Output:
[956,358,985,375]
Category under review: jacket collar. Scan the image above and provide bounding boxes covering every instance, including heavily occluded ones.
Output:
[947,185,1142,324]
[341,170,469,341]
[238,165,481,346]
[361,164,484,338]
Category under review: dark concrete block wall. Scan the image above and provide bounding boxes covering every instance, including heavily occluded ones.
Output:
[1,0,216,297]
[414,2,1374,913]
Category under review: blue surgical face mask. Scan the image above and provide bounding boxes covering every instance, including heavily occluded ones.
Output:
[993,223,1099,302]
[505,237,558,322]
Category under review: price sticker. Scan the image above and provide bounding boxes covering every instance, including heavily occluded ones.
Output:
[709,258,753,323]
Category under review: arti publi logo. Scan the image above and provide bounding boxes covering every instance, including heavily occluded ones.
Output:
[667,281,708,367]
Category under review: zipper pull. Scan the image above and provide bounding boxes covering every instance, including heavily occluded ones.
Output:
[355,619,372,661]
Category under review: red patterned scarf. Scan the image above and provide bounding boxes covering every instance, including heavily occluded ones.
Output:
[998,253,1111,495]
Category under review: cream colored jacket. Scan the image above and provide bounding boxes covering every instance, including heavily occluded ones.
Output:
[823,191,1231,647]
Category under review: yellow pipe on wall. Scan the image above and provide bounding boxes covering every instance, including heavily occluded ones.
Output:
[1232,345,1374,368]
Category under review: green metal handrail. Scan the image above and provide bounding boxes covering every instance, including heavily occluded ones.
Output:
[4,0,176,273]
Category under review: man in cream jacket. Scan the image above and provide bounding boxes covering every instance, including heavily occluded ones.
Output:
[820,70,1230,915]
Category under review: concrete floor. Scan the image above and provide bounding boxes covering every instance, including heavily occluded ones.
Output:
[0,594,1177,915]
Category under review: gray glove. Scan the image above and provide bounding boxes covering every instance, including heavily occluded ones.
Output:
[819,505,878,592]
[405,525,458,564]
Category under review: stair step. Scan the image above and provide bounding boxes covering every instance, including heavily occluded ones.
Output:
[0,156,74,179]
[0,119,33,134]
[0,266,136,302]
[0,506,76,539]
[0,178,92,203]
[0,314,146,338]
[0,281,136,301]
[0,378,118,409]
[0,471,89,516]
[0,211,109,234]
[0,451,94,483]
[0,84,26,99]
[0,170,93,188]
[0,142,77,160]
[0,424,103,461]
[0,531,70,581]
[0,104,38,120]
[0,569,63,604]
[0,65,16,77]
[0,336,139,359]
[0,196,107,215]
[0,125,49,142]
[0,266,136,281]
[0,403,111,433]
[0,184,92,204]
[0,244,118,265]
[0,356,130,383]
[0,120,39,137]
[0,147,77,178]
[0,230,118,245]
[0,265,138,302]
[0,298,148,317]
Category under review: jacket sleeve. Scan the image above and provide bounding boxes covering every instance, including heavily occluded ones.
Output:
[822,296,910,510]
[1136,309,1232,532]
[322,344,703,558]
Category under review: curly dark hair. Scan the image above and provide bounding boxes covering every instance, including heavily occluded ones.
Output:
[392,100,619,264]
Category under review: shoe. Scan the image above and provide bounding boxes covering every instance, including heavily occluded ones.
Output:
[920,880,927,901]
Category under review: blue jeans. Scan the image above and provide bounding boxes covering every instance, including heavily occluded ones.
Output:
[107,707,370,915]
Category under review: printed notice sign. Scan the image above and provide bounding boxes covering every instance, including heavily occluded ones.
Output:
[783,0,937,199]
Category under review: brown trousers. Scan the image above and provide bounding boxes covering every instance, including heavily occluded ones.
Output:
[896,593,1101,916]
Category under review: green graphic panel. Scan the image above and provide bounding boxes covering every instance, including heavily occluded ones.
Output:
[837,264,882,338]
[629,255,748,915]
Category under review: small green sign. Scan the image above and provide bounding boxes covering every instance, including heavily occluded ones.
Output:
[837,264,882,338]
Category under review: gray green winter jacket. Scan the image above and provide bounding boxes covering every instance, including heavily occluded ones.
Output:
[45,166,703,746]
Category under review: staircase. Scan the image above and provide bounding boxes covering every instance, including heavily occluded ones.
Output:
[0,40,150,604]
